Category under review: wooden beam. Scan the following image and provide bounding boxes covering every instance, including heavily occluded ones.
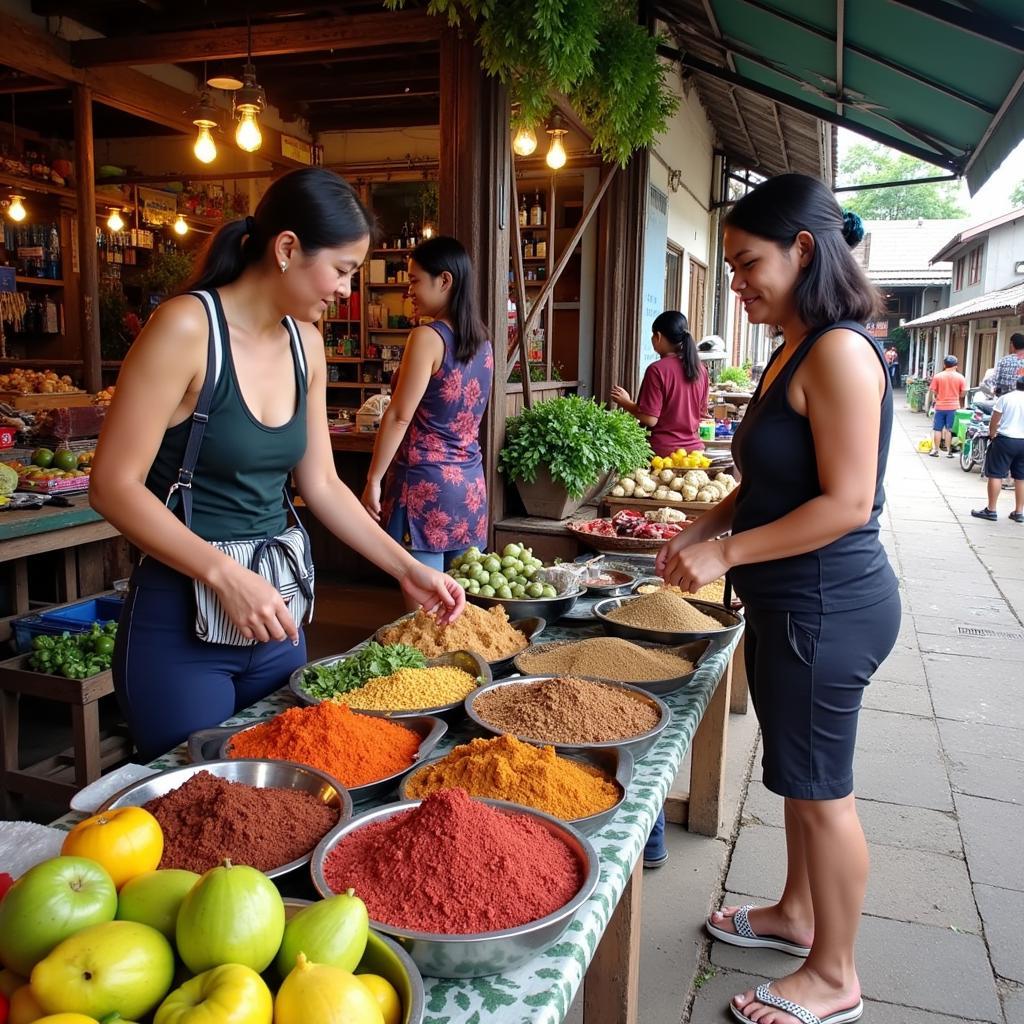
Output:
[3,12,304,170]
[507,163,534,408]
[70,10,442,68]
[73,85,101,396]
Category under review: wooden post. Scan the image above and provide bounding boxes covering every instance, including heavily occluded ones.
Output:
[439,28,510,529]
[73,84,101,395]
[730,633,750,714]
[508,164,534,408]
[687,655,733,836]
[584,860,643,1024]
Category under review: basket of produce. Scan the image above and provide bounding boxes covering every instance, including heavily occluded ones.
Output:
[451,543,585,619]
[187,705,447,805]
[607,467,738,509]
[399,737,632,837]
[466,675,671,759]
[513,635,714,696]
[289,644,491,720]
[0,368,90,409]
[100,759,352,879]
[593,589,743,650]
[311,791,600,978]
[25,621,118,679]
[569,508,688,554]
[376,604,545,677]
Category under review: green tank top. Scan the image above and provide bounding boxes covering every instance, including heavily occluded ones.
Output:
[146,290,308,541]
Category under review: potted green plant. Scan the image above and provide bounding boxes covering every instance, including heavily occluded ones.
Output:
[499,395,653,519]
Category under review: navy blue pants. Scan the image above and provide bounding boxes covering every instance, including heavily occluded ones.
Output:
[743,591,901,800]
[113,557,307,762]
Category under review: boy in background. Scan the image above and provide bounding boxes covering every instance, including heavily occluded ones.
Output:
[929,355,967,458]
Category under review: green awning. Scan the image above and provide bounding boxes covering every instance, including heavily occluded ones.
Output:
[662,0,1024,194]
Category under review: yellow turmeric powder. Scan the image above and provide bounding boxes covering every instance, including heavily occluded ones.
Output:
[341,666,478,711]
[404,734,621,820]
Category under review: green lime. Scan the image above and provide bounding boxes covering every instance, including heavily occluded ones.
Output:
[54,449,80,472]
[31,447,54,468]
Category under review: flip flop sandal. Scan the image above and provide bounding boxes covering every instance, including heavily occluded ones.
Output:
[705,904,811,957]
[729,982,864,1024]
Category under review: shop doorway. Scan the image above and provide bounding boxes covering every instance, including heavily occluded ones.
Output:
[688,255,707,340]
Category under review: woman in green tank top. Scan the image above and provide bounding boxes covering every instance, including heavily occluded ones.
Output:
[90,168,465,760]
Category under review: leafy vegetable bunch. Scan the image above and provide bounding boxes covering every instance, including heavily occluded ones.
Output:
[29,622,118,680]
[301,642,427,701]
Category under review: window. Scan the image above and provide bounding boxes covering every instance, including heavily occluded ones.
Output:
[688,256,708,340]
[665,242,684,310]
[968,246,982,286]
[954,256,965,290]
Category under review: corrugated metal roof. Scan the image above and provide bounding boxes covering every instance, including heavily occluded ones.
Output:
[930,207,1024,263]
[904,281,1024,328]
[852,219,968,278]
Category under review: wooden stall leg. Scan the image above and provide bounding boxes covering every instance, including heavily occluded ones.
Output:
[13,560,30,615]
[0,690,20,819]
[60,549,79,603]
[686,657,732,837]
[729,633,749,715]
[583,860,643,1024]
[71,701,102,788]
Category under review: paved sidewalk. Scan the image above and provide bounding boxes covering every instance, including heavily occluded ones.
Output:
[688,403,1024,1023]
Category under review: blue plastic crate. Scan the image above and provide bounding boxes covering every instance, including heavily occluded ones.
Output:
[12,596,124,653]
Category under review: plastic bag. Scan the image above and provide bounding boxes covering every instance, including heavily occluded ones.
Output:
[917,438,933,453]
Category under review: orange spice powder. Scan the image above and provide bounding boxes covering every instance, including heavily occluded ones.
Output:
[227,702,421,787]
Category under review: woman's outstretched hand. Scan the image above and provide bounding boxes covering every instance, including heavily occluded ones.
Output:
[400,562,466,625]
[610,385,631,405]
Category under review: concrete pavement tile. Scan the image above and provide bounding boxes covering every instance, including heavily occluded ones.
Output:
[1003,985,1024,1024]
[918,631,1024,659]
[862,679,933,717]
[903,577,1004,600]
[955,793,1024,890]
[938,719,1024,761]
[974,884,1024,984]
[874,649,928,685]
[854,748,953,810]
[927,659,1024,729]
[709,911,1002,1021]
[948,749,1024,804]
[856,708,943,755]
[725,825,979,932]
[907,593,1018,623]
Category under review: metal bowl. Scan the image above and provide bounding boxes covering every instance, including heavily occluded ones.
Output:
[513,637,714,697]
[465,676,672,759]
[582,569,637,597]
[465,586,584,624]
[288,649,492,722]
[593,595,744,652]
[310,798,600,978]
[99,759,352,879]
[187,715,448,805]
[374,614,546,678]
[398,746,632,836]
[283,900,425,1024]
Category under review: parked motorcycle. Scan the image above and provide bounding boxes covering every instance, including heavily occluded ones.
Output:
[960,405,992,473]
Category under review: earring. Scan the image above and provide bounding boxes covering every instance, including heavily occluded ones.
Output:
[279,260,288,272]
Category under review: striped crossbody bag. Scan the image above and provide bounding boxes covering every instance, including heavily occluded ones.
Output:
[165,290,315,647]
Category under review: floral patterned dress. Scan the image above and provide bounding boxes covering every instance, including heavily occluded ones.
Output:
[381,321,493,553]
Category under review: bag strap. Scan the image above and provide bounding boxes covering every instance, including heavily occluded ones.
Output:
[165,290,221,529]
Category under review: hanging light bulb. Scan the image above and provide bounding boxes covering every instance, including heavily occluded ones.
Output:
[422,224,435,239]
[173,214,189,236]
[233,22,265,153]
[191,89,220,164]
[512,124,537,157]
[7,195,27,222]
[545,113,568,170]
[193,125,217,163]
[107,208,125,232]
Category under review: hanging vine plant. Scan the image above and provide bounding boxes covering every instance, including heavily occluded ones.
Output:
[382,0,678,165]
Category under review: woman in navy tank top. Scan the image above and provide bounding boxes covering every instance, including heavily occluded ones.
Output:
[657,175,899,1024]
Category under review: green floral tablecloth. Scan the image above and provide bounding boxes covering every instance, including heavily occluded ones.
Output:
[57,602,740,1024]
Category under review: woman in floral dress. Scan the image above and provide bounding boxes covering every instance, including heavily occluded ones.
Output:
[362,236,493,573]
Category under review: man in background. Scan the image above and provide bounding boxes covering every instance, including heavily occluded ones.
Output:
[972,378,1024,523]
[929,355,967,458]
[993,333,1024,396]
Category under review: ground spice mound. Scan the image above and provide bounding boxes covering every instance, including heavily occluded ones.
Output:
[518,637,694,682]
[322,788,583,933]
[405,735,620,820]
[636,579,726,603]
[473,676,660,744]
[380,604,527,660]
[227,702,421,787]
[341,666,478,711]
[607,589,723,631]
[143,770,338,873]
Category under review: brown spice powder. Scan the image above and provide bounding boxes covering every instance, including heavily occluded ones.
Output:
[473,676,660,744]
[518,637,693,682]
[607,589,722,632]
[144,771,339,874]
[380,604,527,660]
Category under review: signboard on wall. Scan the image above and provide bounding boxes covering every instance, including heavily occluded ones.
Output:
[281,134,313,165]
[138,186,177,226]
[637,184,669,380]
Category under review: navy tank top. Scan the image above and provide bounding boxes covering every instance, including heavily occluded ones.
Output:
[729,320,897,613]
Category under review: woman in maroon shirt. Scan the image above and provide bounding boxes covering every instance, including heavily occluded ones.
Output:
[612,310,710,454]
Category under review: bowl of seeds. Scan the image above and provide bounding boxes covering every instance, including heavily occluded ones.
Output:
[593,590,743,649]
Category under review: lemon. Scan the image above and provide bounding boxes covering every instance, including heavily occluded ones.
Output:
[357,974,402,1024]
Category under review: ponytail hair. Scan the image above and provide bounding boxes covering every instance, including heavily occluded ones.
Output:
[410,235,489,362]
[183,167,373,292]
[652,310,701,382]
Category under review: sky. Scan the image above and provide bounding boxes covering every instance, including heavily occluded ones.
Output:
[836,128,1024,223]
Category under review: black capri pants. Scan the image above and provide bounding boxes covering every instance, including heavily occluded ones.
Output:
[743,589,901,800]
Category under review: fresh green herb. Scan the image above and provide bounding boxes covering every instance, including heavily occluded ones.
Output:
[301,642,427,701]
[29,621,118,680]
[499,395,654,499]
[716,366,753,390]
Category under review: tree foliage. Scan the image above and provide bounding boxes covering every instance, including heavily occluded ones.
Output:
[383,0,678,165]
[1011,179,1024,208]
[838,142,967,220]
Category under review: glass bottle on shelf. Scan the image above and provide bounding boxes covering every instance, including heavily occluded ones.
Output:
[409,220,418,248]
[519,194,528,227]
[535,237,547,259]
[523,238,534,259]
[400,222,409,249]
[530,191,543,227]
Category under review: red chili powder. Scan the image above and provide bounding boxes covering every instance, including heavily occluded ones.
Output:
[322,788,583,934]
